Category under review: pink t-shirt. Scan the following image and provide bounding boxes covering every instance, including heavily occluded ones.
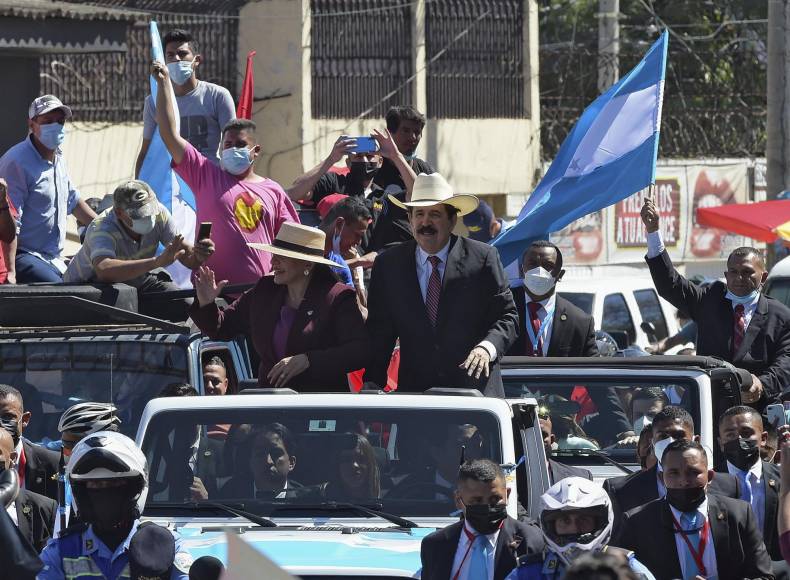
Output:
[173,144,299,285]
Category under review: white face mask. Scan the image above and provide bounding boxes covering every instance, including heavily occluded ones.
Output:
[725,289,759,305]
[130,214,156,235]
[523,266,556,297]
[653,436,676,467]
[220,146,253,176]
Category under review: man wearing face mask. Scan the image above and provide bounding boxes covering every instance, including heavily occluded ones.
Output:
[642,197,790,413]
[616,439,772,580]
[63,181,214,319]
[153,61,299,287]
[318,196,372,287]
[0,95,97,283]
[420,459,545,580]
[38,431,191,579]
[135,29,235,174]
[605,406,740,540]
[717,405,782,562]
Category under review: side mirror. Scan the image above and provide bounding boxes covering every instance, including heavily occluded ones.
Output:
[640,321,658,342]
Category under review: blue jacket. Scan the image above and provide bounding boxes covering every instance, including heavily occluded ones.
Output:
[505,549,655,580]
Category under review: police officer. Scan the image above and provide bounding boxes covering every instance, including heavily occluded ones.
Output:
[507,477,654,580]
[38,431,191,579]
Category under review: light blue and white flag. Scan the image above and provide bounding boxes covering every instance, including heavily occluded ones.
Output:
[493,30,669,267]
[138,20,197,288]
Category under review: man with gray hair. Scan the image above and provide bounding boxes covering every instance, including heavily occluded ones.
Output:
[63,180,213,317]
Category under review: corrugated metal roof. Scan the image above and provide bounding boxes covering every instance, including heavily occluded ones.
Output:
[0,0,148,21]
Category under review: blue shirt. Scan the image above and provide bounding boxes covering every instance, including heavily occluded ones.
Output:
[37,520,190,580]
[505,549,656,580]
[0,135,80,259]
[327,250,353,285]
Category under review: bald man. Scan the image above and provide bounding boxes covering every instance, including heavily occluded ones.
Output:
[0,428,56,552]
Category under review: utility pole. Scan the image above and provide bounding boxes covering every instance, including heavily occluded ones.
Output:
[767,0,790,267]
[598,0,619,93]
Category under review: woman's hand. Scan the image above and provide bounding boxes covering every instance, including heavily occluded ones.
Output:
[195,265,228,307]
[267,354,310,388]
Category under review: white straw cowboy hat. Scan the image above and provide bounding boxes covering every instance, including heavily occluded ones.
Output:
[248,222,337,266]
[388,172,479,216]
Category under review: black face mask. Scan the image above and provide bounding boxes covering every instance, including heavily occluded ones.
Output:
[666,486,706,513]
[349,161,379,181]
[723,437,760,471]
[77,486,139,535]
[464,502,508,535]
[0,418,20,448]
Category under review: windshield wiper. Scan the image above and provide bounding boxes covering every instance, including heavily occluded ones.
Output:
[148,501,277,528]
[272,501,418,528]
[553,448,636,475]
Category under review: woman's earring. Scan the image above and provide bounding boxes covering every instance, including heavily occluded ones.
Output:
[303,269,310,276]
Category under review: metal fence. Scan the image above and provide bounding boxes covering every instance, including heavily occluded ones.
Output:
[39,2,240,123]
[310,0,413,119]
[426,0,525,119]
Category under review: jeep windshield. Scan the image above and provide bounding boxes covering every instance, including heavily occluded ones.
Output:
[141,406,503,519]
[0,340,189,443]
[504,375,699,464]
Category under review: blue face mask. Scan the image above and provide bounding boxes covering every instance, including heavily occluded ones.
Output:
[726,288,760,305]
[332,225,343,255]
[38,122,66,150]
[221,147,253,176]
[167,60,194,86]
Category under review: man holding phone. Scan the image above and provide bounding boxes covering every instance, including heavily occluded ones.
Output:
[64,180,214,319]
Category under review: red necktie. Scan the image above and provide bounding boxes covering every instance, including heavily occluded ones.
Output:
[425,256,442,327]
[733,303,746,354]
[526,301,544,356]
[16,444,26,488]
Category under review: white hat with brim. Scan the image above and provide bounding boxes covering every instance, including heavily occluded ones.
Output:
[248,222,338,267]
[388,172,479,217]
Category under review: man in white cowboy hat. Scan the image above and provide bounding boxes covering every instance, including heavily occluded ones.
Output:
[364,173,518,396]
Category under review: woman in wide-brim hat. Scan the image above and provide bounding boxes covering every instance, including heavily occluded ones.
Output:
[190,222,369,391]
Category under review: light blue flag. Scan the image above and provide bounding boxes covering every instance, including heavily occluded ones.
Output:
[493,30,669,267]
[138,21,197,287]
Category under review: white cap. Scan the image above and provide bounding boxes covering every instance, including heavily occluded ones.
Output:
[28,95,72,120]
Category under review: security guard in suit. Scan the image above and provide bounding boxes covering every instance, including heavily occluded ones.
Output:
[37,431,191,580]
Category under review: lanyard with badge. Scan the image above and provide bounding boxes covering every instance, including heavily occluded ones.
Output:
[670,511,710,577]
[452,526,480,580]
[525,303,554,355]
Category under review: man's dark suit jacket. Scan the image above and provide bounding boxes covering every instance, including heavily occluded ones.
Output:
[605,464,741,538]
[616,494,773,580]
[191,268,369,391]
[420,516,545,580]
[21,439,58,500]
[508,289,597,357]
[365,235,518,396]
[13,489,56,553]
[548,459,593,485]
[647,249,790,410]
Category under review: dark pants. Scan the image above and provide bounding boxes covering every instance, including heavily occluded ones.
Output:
[15,252,63,283]
[137,269,192,322]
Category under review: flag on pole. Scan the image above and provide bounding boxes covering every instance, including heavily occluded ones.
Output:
[493,31,669,267]
[138,21,197,287]
[237,50,257,120]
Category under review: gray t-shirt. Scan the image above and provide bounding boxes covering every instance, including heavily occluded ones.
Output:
[63,204,178,287]
[143,80,235,164]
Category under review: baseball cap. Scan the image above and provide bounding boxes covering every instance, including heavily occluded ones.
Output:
[317,193,348,220]
[28,95,72,120]
[113,180,159,219]
[462,199,495,242]
[128,523,175,580]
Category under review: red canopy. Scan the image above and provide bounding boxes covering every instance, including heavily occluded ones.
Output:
[696,200,790,243]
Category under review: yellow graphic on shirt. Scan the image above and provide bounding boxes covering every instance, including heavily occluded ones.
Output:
[234,192,263,232]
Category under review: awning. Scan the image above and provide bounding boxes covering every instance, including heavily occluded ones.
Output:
[696,200,790,243]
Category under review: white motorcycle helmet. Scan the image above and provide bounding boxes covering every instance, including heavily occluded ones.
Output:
[539,476,613,565]
[67,430,149,517]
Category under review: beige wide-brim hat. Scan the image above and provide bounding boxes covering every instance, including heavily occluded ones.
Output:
[388,172,479,216]
[248,222,337,266]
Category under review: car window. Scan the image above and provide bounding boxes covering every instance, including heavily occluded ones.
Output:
[602,293,635,345]
[142,407,503,518]
[201,347,239,395]
[558,292,594,315]
[0,341,189,443]
[634,289,669,340]
[765,278,790,310]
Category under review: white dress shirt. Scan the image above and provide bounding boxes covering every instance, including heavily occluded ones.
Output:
[5,501,17,526]
[414,242,498,361]
[525,294,557,356]
[254,480,289,499]
[727,459,765,531]
[14,439,25,491]
[647,230,759,328]
[668,498,718,579]
[451,520,499,580]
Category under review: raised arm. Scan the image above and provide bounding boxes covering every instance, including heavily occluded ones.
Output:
[285,136,356,202]
[373,128,417,199]
[151,60,188,165]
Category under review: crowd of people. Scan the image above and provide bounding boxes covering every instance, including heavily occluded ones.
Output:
[3,25,790,580]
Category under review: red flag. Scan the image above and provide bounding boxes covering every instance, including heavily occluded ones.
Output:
[236,50,257,119]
